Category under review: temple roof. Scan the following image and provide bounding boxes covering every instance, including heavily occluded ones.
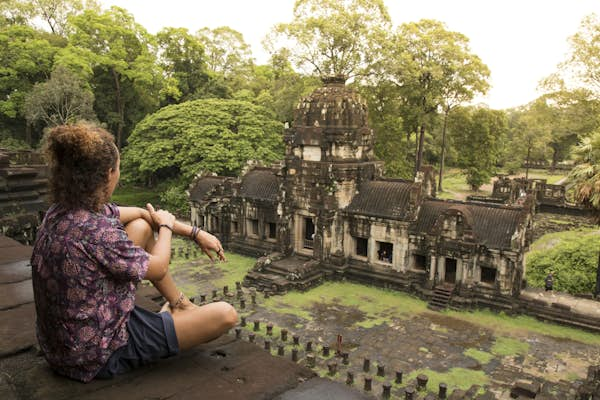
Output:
[410,199,524,250]
[239,168,280,202]
[189,176,226,202]
[293,81,368,131]
[345,180,416,221]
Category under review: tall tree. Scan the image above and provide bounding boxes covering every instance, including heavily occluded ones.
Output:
[385,19,490,178]
[450,106,507,190]
[437,46,490,191]
[196,26,254,93]
[249,50,320,122]
[563,13,600,96]
[0,23,59,143]
[56,7,162,148]
[266,0,391,79]
[567,130,600,295]
[1,0,100,35]
[24,65,95,127]
[156,27,210,104]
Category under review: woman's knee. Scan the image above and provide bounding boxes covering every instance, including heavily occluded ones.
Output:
[125,218,153,248]
[215,301,238,329]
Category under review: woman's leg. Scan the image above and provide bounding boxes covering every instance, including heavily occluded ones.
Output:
[124,218,238,350]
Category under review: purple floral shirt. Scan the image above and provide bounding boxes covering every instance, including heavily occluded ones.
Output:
[31,203,149,382]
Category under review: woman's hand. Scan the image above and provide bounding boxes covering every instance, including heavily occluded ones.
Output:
[146,203,175,229]
[195,229,226,262]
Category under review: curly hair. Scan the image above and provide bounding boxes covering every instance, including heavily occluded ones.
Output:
[43,124,119,211]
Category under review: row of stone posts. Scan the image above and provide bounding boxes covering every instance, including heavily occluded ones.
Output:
[196,282,455,399]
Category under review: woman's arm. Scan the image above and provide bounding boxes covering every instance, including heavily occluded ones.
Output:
[119,206,155,227]
[172,220,226,262]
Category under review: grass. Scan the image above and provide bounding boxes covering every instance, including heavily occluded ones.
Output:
[524,169,567,184]
[158,238,256,297]
[464,348,494,365]
[528,228,599,253]
[437,167,568,200]
[111,184,161,207]
[405,368,489,392]
[262,282,428,327]
[443,309,600,346]
[260,280,600,346]
[490,337,529,357]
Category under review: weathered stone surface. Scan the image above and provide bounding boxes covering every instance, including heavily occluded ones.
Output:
[0,235,32,265]
[0,335,318,400]
[0,280,33,310]
[274,377,373,400]
[0,260,31,284]
[0,303,36,358]
[510,380,541,398]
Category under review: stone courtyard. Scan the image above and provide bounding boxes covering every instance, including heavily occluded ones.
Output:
[165,237,600,399]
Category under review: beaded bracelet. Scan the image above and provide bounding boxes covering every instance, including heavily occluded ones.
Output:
[172,292,185,308]
[190,225,200,245]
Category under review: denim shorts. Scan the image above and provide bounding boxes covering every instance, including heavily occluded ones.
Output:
[95,306,179,379]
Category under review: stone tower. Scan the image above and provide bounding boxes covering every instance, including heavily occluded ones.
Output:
[280,76,384,262]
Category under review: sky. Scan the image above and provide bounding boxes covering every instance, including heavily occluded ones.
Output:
[98,0,600,109]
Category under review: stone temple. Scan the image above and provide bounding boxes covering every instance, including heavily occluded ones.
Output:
[189,77,533,307]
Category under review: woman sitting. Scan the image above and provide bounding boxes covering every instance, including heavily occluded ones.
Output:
[31,124,237,383]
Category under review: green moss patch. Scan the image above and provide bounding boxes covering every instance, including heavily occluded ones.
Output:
[464,348,494,365]
[405,368,489,392]
[262,282,428,327]
[491,337,529,357]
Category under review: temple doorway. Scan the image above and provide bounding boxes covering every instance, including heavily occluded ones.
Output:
[445,258,457,283]
[303,217,315,249]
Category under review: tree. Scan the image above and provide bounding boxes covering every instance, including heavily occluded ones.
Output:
[57,7,162,148]
[562,13,600,96]
[0,23,59,143]
[196,26,254,93]
[567,130,600,295]
[122,98,284,185]
[24,65,95,127]
[267,0,391,79]
[450,107,507,190]
[384,19,490,178]
[360,81,412,178]
[249,50,320,122]
[1,0,100,35]
[156,27,211,104]
[569,130,600,219]
[437,45,490,191]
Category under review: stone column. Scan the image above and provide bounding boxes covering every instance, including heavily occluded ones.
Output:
[429,255,436,282]
[368,235,377,264]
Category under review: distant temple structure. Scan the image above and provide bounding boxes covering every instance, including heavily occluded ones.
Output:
[0,148,48,244]
[189,77,534,307]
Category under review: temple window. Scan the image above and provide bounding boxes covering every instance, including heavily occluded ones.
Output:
[376,241,393,264]
[413,254,427,271]
[481,266,496,285]
[231,221,239,234]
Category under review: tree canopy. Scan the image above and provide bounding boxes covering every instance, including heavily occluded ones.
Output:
[268,0,391,79]
[122,98,284,184]
[24,65,95,127]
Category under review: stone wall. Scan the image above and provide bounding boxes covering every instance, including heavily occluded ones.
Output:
[0,148,48,244]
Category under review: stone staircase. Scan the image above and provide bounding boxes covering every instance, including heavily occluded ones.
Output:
[428,284,455,311]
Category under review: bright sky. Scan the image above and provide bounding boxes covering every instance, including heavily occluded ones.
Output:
[99,0,599,109]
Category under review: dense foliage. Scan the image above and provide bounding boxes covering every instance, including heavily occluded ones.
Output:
[527,230,600,295]
[122,98,284,184]
[1,0,599,214]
